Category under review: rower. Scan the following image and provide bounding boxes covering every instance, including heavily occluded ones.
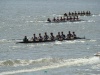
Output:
[76,16,79,20]
[64,13,67,16]
[69,12,71,16]
[33,34,37,41]
[38,33,43,41]
[56,32,62,40]
[60,17,63,21]
[69,16,72,21]
[23,36,28,42]
[50,33,55,41]
[75,11,77,16]
[53,17,56,22]
[88,11,91,15]
[44,32,49,41]
[72,32,77,39]
[83,11,85,15]
[73,16,76,20]
[78,11,80,15]
[57,17,59,22]
[63,17,66,21]
[81,11,83,15]
[47,18,51,22]
[72,12,74,16]
[67,31,73,39]
[61,32,65,40]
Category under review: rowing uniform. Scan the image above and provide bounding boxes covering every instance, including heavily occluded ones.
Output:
[61,34,65,40]
[33,36,37,41]
[56,35,61,40]
[44,35,49,41]
[38,36,43,41]
[50,35,55,40]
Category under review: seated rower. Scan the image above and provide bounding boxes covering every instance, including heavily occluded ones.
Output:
[72,32,77,39]
[38,33,43,41]
[57,17,59,22]
[56,32,62,40]
[69,12,71,16]
[64,13,67,16]
[50,32,55,41]
[53,17,56,22]
[33,34,37,42]
[73,16,76,20]
[44,32,49,41]
[67,31,73,39]
[60,17,63,21]
[88,11,91,15]
[69,16,72,21]
[75,11,77,16]
[78,11,80,15]
[23,36,28,42]
[47,18,51,22]
[61,32,65,40]
[76,16,79,20]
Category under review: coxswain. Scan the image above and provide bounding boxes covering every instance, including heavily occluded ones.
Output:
[50,33,55,41]
[23,36,28,42]
[33,34,37,42]
[72,32,77,39]
[47,18,51,22]
[61,32,65,40]
[67,31,73,39]
[38,33,43,41]
[44,32,49,41]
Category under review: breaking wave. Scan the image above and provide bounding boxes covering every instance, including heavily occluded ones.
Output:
[0,58,63,67]
[0,56,100,75]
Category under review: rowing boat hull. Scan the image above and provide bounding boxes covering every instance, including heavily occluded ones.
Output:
[47,19,83,23]
[17,40,55,43]
[17,37,85,44]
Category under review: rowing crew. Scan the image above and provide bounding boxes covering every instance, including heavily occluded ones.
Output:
[64,11,91,16]
[47,16,79,22]
[23,31,77,42]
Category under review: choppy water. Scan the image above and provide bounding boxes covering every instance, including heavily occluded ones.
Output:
[0,0,100,75]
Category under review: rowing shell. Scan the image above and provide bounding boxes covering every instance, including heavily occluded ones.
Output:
[46,19,85,23]
[16,37,85,44]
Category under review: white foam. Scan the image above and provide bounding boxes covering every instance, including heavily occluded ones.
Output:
[55,41,62,44]
[1,57,99,75]
[87,20,95,23]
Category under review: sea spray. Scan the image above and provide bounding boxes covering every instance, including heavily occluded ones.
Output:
[0,56,99,75]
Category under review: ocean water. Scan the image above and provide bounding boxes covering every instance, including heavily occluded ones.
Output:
[0,0,100,75]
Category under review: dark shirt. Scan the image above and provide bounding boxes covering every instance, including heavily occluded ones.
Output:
[61,34,65,40]
[50,35,55,40]
[23,37,28,42]
[38,36,43,41]
[44,35,49,41]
